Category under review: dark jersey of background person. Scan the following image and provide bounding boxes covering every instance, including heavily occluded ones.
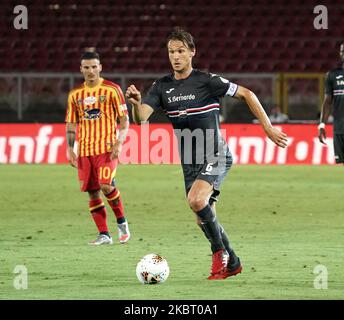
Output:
[142,69,238,165]
[325,66,344,133]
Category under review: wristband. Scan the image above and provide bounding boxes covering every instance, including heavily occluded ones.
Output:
[318,122,325,130]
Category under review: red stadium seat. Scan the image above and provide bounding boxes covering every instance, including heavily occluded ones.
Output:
[1,1,341,73]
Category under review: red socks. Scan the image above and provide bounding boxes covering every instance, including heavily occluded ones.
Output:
[89,198,108,233]
[105,188,125,223]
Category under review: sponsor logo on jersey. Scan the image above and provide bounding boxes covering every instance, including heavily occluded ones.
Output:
[336,80,344,86]
[168,94,196,103]
[84,96,97,106]
[166,88,175,93]
[84,108,101,120]
[336,75,343,79]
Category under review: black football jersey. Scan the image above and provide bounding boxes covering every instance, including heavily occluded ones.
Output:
[325,67,344,133]
[142,69,238,164]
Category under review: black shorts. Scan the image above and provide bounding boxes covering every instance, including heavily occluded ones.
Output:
[333,134,344,163]
[182,151,233,203]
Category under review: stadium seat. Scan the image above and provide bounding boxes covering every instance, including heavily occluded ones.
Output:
[1,1,342,73]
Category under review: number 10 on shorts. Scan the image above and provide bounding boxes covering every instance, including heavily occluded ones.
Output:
[99,166,115,184]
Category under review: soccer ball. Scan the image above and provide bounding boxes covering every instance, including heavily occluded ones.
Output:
[136,253,170,284]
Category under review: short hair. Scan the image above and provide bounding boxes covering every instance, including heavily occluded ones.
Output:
[81,51,100,61]
[167,26,195,50]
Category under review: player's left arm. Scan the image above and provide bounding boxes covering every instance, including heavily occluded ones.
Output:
[111,113,129,160]
[234,86,288,148]
[110,85,130,159]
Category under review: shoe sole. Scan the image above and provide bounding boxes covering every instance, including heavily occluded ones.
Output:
[207,265,243,280]
[228,265,243,277]
[88,241,113,246]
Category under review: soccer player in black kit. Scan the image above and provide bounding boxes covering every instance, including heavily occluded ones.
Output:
[319,42,344,164]
[126,27,288,280]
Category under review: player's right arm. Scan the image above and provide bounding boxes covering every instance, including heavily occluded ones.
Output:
[66,122,77,168]
[126,85,154,124]
[65,92,78,168]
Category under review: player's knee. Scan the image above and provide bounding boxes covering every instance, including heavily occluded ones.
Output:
[100,184,113,195]
[88,190,101,200]
[188,195,207,212]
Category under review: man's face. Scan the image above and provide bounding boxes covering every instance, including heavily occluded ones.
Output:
[167,40,195,73]
[80,59,102,83]
[340,44,344,63]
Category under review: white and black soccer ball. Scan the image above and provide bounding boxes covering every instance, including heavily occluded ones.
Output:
[136,253,170,284]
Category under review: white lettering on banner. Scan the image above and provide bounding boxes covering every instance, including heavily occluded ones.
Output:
[35,126,52,163]
[0,124,337,165]
[312,138,334,164]
[227,137,238,163]
[277,138,291,164]
[239,137,264,164]
[1,125,65,164]
[48,137,64,163]
[0,137,8,163]
[228,136,291,164]
[9,137,34,163]
[295,141,309,161]
[264,138,276,163]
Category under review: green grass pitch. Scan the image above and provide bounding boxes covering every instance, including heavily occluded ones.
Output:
[0,164,343,299]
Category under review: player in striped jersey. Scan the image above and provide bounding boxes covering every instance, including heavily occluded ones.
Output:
[66,51,130,245]
[126,27,288,280]
[319,42,344,164]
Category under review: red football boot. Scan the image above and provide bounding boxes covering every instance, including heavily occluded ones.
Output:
[207,249,229,280]
[227,256,243,277]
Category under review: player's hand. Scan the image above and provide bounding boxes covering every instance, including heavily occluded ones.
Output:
[110,141,122,160]
[126,85,142,105]
[265,126,288,148]
[67,148,78,168]
[318,128,327,145]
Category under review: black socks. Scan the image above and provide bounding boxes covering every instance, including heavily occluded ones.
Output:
[196,204,224,253]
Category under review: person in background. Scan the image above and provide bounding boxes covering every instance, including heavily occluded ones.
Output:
[269,105,289,124]
[65,51,131,245]
[318,42,344,164]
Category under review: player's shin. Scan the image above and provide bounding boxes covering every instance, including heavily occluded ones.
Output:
[218,223,239,264]
[105,188,126,224]
[196,204,224,253]
[89,198,109,236]
[200,222,234,256]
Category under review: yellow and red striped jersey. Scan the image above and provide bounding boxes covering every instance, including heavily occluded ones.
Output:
[65,78,128,157]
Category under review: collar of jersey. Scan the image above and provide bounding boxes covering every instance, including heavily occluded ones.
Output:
[172,69,195,81]
[84,77,104,89]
